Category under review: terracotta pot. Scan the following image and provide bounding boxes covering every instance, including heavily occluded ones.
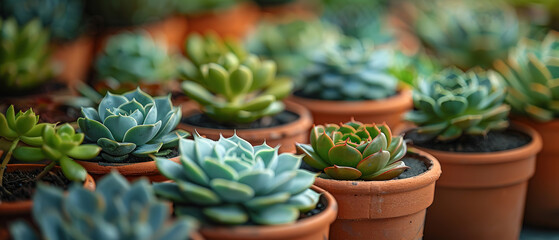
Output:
[516,118,559,228]
[177,101,313,153]
[199,185,337,240]
[76,157,179,182]
[0,164,96,239]
[313,149,441,240]
[411,124,542,240]
[94,15,189,55]
[51,35,96,88]
[185,2,260,41]
[288,89,413,128]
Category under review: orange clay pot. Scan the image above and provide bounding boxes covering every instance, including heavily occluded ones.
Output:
[515,118,559,228]
[76,157,179,182]
[177,101,312,153]
[0,164,96,239]
[185,2,260,41]
[413,123,542,240]
[313,149,441,240]
[288,89,413,128]
[199,185,337,240]
[51,35,96,88]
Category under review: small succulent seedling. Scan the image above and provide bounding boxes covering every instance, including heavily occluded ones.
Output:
[9,171,198,240]
[78,88,189,162]
[154,134,319,225]
[13,123,101,181]
[495,31,559,122]
[299,37,398,101]
[405,67,510,141]
[296,120,408,180]
[0,106,50,185]
[182,53,293,124]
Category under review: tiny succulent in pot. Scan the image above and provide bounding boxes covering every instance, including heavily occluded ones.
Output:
[296,120,408,180]
[0,0,85,41]
[410,0,521,69]
[0,18,53,95]
[154,134,319,225]
[495,31,559,122]
[77,88,189,162]
[405,67,510,141]
[95,32,177,85]
[298,37,398,101]
[13,123,101,181]
[10,171,198,240]
[182,52,293,124]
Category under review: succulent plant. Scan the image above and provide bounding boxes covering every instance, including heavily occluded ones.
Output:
[182,52,292,124]
[13,123,101,181]
[298,37,398,101]
[0,18,53,95]
[154,134,319,225]
[175,0,239,14]
[85,0,174,27]
[95,32,177,85]
[0,106,50,185]
[410,0,521,69]
[10,171,198,240]
[495,31,559,122]
[246,19,340,79]
[388,51,441,88]
[405,67,511,141]
[77,88,189,162]
[0,0,85,41]
[180,33,246,82]
[296,120,408,180]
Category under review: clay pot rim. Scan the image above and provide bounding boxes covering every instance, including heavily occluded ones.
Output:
[199,185,337,239]
[0,164,96,215]
[180,101,313,138]
[408,122,543,165]
[287,89,412,114]
[314,148,442,194]
[76,156,179,176]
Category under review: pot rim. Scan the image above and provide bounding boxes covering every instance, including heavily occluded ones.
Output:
[76,156,179,176]
[0,164,96,215]
[313,148,442,194]
[179,101,313,138]
[287,89,412,114]
[199,185,338,239]
[408,122,542,165]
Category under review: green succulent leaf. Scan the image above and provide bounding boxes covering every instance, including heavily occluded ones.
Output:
[203,205,248,225]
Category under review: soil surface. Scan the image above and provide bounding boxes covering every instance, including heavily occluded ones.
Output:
[298,194,327,220]
[405,128,532,153]
[182,111,299,130]
[0,168,71,202]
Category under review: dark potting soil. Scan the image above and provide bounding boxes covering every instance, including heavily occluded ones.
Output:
[182,111,299,130]
[298,194,328,220]
[91,147,180,165]
[0,168,71,202]
[404,128,532,153]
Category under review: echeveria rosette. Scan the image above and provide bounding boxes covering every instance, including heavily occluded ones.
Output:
[10,172,198,240]
[405,67,511,141]
[183,53,292,124]
[296,120,408,181]
[78,88,189,162]
[495,31,559,122]
[13,124,101,181]
[154,134,319,225]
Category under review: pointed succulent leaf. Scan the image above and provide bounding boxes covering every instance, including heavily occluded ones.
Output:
[203,205,248,225]
[324,165,362,180]
[249,204,298,225]
[328,143,362,167]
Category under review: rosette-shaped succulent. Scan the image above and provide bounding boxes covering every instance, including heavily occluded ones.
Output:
[13,124,101,181]
[95,32,177,84]
[495,31,559,122]
[410,0,520,69]
[0,18,53,95]
[296,120,408,180]
[77,88,189,162]
[405,68,510,141]
[1,0,85,41]
[10,172,198,240]
[154,134,319,225]
[299,37,398,101]
[182,53,292,124]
